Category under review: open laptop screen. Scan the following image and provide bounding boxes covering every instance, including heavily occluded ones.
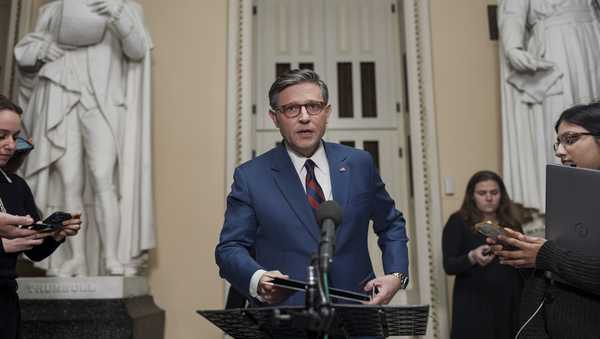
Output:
[546,164,600,259]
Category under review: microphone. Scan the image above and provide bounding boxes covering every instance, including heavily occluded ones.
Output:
[316,201,342,273]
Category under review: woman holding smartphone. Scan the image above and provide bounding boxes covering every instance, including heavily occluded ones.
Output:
[442,170,523,339]
[493,102,600,338]
[0,95,81,338]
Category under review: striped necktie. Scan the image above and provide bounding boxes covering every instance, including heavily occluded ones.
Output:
[305,159,325,216]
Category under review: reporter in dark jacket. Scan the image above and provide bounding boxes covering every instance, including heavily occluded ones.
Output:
[492,103,600,338]
[443,170,523,339]
[0,95,81,339]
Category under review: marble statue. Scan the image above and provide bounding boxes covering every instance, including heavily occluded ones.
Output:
[13,0,155,276]
[499,0,600,212]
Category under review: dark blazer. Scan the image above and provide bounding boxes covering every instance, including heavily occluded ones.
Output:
[215,142,409,305]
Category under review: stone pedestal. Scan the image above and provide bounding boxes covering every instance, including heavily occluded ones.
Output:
[16,277,164,339]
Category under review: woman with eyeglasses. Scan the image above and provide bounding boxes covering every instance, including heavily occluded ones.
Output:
[491,102,600,338]
[0,95,81,339]
[442,170,523,339]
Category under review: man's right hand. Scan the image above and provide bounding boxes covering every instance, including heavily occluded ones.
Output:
[257,270,290,305]
[0,213,37,239]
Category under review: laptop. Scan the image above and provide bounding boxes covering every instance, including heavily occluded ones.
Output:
[545,164,600,286]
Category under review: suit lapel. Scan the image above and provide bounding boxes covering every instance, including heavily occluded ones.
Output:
[271,145,320,242]
[325,143,351,218]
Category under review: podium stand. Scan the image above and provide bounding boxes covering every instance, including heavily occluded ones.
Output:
[198,304,429,338]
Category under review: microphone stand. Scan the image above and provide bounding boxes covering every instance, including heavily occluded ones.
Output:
[317,228,335,335]
[303,236,336,338]
[305,201,342,338]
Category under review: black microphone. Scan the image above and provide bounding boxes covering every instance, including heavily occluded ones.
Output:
[316,201,342,273]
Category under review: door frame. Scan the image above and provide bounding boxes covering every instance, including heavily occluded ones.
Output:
[225,1,449,338]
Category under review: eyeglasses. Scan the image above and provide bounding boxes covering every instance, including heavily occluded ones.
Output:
[272,101,327,118]
[553,132,600,152]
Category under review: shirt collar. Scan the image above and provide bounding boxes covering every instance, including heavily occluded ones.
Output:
[0,169,12,184]
[285,141,328,174]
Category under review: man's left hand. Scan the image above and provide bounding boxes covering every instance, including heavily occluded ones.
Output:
[363,274,402,305]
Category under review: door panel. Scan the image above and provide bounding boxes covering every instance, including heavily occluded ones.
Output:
[254,0,325,129]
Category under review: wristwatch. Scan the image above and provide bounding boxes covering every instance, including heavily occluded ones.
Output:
[390,272,409,289]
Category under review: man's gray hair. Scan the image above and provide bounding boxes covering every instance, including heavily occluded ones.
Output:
[268,69,329,110]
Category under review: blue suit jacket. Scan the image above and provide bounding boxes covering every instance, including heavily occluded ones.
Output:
[215,142,409,305]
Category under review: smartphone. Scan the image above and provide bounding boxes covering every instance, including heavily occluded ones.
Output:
[15,137,34,154]
[18,211,71,232]
[43,212,72,225]
[475,221,507,240]
[18,223,60,232]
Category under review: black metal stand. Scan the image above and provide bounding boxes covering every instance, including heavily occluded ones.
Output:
[197,303,429,338]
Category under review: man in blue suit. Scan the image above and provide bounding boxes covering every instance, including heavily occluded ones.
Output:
[215,69,409,307]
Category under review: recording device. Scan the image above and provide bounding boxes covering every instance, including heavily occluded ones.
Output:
[316,201,342,273]
[43,211,72,225]
[475,220,518,254]
[18,223,59,232]
[19,212,71,232]
[475,220,507,241]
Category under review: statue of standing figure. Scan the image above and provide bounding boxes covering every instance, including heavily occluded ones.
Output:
[13,0,155,276]
[499,0,600,212]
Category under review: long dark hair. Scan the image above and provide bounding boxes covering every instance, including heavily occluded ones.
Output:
[459,170,521,231]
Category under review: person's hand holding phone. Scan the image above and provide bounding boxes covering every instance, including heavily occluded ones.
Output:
[490,228,546,269]
[52,213,82,242]
[477,221,516,253]
[468,244,495,267]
